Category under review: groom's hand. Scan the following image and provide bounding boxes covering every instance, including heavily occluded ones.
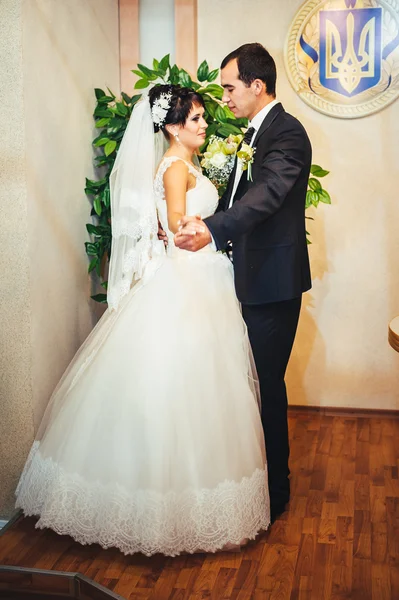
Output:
[157,220,168,247]
[174,215,212,252]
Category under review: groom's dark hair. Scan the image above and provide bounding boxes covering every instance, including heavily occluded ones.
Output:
[221,43,276,97]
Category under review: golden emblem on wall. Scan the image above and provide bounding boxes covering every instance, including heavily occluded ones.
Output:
[284,0,399,118]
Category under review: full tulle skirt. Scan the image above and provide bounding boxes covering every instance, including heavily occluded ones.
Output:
[16,247,270,556]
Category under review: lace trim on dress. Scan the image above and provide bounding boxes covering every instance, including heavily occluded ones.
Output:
[154,157,201,202]
[112,215,156,239]
[16,442,270,557]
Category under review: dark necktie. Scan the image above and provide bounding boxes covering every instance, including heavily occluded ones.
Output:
[231,126,255,193]
[242,126,255,146]
[229,125,255,198]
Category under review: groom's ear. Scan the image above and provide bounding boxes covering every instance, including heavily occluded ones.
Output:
[252,79,266,96]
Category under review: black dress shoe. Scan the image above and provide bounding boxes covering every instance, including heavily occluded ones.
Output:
[270,503,287,524]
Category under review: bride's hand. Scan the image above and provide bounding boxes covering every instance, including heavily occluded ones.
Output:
[174,215,212,252]
[178,215,206,235]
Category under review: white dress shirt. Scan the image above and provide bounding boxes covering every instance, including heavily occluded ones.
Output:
[228,98,279,208]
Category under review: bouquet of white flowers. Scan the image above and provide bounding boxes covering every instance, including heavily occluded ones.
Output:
[200,134,243,194]
[201,134,256,195]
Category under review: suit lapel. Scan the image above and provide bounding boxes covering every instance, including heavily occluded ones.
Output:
[225,103,284,208]
[252,102,284,147]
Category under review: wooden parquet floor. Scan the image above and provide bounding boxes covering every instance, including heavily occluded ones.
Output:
[0,410,398,600]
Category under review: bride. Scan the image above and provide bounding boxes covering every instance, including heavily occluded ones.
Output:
[15,84,270,556]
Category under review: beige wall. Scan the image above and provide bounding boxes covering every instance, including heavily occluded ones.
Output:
[198,0,399,410]
[0,0,120,518]
[22,0,120,429]
[0,0,35,522]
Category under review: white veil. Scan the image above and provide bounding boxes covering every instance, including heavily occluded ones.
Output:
[107,94,167,311]
[34,95,167,438]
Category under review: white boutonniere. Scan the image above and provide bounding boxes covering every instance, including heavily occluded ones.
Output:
[237,143,256,182]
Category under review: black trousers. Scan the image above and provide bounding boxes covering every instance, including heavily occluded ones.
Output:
[242,296,302,511]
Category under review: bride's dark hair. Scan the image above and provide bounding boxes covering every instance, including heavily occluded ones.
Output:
[148,84,205,138]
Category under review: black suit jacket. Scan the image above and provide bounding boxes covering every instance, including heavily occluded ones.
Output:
[204,103,312,305]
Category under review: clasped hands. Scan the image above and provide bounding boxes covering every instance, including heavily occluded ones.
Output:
[159,216,212,252]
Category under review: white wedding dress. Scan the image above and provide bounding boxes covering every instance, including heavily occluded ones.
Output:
[16,156,270,556]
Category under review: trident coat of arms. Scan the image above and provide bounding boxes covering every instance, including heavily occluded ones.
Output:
[285,0,399,118]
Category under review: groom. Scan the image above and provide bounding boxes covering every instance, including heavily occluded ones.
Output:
[175,43,312,522]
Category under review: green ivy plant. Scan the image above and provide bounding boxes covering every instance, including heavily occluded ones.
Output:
[85,55,331,302]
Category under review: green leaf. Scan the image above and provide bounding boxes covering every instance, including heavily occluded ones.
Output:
[308,177,322,192]
[85,242,98,256]
[86,224,100,235]
[87,176,107,187]
[88,258,98,273]
[153,58,159,70]
[101,281,108,290]
[159,54,170,72]
[106,87,116,99]
[137,63,157,80]
[94,107,113,118]
[94,155,114,167]
[223,105,235,119]
[106,116,126,134]
[203,122,218,141]
[85,179,97,193]
[95,88,106,100]
[311,164,329,177]
[130,94,142,105]
[201,84,224,99]
[101,187,110,208]
[215,105,227,123]
[217,123,243,137]
[116,102,128,116]
[231,117,248,127]
[224,122,242,135]
[190,81,201,91]
[310,191,319,207]
[134,78,149,90]
[132,69,146,78]
[95,117,111,128]
[93,197,102,216]
[305,190,313,209]
[94,137,110,147]
[207,69,219,83]
[104,140,117,156]
[85,177,107,195]
[319,189,331,204]
[169,65,180,84]
[204,99,217,119]
[179,69,192,87]
[96,95,114,104]
[121,92,131,104]
[197,60,209,82]
[91,293,108,303]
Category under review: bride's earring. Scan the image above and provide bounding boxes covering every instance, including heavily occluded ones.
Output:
[174,132,180,144]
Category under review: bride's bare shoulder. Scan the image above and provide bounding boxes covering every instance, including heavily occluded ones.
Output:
[163,158,190,186]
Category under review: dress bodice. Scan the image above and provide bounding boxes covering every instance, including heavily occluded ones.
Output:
[154,156,219,251]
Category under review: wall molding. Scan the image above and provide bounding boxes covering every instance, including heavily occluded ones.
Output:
[119,0,139,92]
[175,0,197,75]
[289,405,399,419]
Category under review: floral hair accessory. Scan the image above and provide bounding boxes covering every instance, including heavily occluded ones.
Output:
[151,90,172,127]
